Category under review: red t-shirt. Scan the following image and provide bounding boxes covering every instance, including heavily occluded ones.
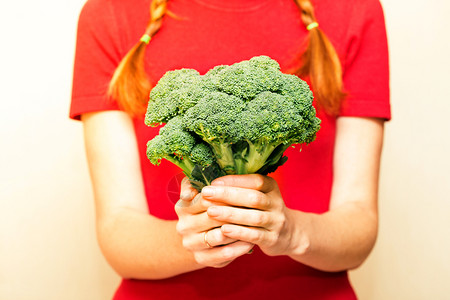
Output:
[71,0,390,299]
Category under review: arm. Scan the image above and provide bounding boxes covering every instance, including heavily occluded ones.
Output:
[289,116,383,270]
[200,116,384,271]
[82,110,205,280]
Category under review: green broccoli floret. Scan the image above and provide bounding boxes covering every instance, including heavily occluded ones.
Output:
[189,143,226,190]
[278,74,321,142]
[145,56,321,190]
[278,74,314,109]
[213,56,283,100]
[146,117,197,176]
[146,116,225,189]
[145,69,211,126]
[232,91,307,174]
[183,92,246,174]
[190,143,215,167]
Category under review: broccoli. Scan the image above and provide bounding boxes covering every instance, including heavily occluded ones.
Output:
[213,58,283,100]
[146,116,225,189]
[145,56,321,190]
[234,91,309,174]
[145,69,211,126]
[183,92,246,174]
[146,116,197,173]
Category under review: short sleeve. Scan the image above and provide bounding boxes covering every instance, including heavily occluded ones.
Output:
[70,0,122,120]
[340,0,391,120]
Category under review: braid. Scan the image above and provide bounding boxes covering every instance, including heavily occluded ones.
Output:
[108,0,168,117]
[293,0,345,115]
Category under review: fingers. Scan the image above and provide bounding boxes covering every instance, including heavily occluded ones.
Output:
[180,177,198,201]
[211,174,277,193]
[176,175,284,267]
[175,192,214,216]
[220,225,278,250]
[207,206,272,228]
[205,203,290,255]
[176,177,203,213]
[175,211,224,235]
[201,185,272,211]
[193,241,254,268]
[181,227,237,251]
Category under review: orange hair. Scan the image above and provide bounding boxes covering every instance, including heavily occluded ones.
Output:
[292,0,346,115]
[107,0,168,117]
[108,0,345,117]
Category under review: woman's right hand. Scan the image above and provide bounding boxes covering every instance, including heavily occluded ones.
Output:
[175,178,254,268]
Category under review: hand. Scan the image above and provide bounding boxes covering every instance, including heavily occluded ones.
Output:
[175,177,254,268]
[202,174,301,257]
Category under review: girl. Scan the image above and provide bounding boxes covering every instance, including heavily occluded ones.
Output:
[71,0,390,298]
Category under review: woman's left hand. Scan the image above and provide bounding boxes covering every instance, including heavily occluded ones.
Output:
[201,174,300,257]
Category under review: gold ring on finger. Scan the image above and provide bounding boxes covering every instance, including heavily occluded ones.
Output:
[203,231,213,249]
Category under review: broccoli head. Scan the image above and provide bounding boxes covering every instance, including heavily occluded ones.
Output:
[183,92,246,174]
[146,116,224,189]
[145,56,321,190]
[146,116,196,174]
[213,56,283,100]
[145,69,211,126]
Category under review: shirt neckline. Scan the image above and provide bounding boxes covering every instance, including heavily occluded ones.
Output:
[191,0,272,12]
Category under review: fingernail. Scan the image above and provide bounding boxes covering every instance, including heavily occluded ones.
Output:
[221,225,233,233]
[207,206,220,217]
[202,199,212,207]
[211,179,224,186]
[202,186,215,197]
[180,191,193,201]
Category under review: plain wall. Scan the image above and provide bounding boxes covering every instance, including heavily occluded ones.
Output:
[348,0,450,298]
[0,1,120,299]
[1,0,449,299]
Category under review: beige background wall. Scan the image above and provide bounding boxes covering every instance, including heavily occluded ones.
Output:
[1,0,449,299]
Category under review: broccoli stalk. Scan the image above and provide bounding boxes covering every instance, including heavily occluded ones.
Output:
[192,123,237,174]
[233,141,290,174]
[189,143,226,190]
[209,142,236,174]
[165,156,196,177]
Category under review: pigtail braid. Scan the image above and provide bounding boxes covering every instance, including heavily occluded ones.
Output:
[293,0,345,115]
[108,0,168,117]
